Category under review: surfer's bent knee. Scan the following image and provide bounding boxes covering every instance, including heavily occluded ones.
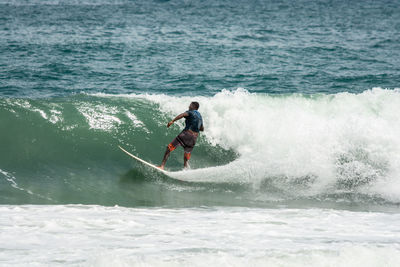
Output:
[184,152,191,160]
[167,143,176,152]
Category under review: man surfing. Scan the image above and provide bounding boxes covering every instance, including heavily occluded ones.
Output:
[159,102,204,170]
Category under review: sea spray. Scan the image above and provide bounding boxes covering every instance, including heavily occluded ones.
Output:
[139,88,400,200]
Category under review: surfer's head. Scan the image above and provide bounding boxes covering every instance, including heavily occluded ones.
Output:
[189,102,199,110]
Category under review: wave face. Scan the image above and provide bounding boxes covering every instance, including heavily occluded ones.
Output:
[1,88,400,209]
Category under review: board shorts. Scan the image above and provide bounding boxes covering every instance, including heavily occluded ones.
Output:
[168,130,198,158]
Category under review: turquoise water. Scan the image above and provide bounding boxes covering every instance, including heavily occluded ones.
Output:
[1,89,400,210]
[1,1,400,266]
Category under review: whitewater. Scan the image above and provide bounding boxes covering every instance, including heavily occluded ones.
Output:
[103,88,400,204]
[1,205,400,267]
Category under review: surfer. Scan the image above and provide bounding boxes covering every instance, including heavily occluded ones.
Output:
[159,102,204,170]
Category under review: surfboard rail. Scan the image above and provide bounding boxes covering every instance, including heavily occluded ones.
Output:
[118,145,169,174]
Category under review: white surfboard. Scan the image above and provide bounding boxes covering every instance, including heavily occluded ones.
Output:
[118,145,169,175]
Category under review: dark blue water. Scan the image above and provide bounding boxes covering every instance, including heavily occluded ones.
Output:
[1,0,399,97]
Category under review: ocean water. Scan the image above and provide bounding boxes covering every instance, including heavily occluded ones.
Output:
[1,0,400,266]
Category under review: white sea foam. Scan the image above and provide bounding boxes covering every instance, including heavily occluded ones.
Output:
[124,110,150,133]
[5,99,65,124]
[0,169,53,201]
[90,247,400,267]
[48,108,63,124]
[77,103,123,131]
[0,205,399,266]
[0,168,26,192]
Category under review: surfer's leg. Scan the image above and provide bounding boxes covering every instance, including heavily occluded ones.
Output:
[183,145,193,169]
[160,138,180,169]
[180,131,196,169]
[183,152,191,169]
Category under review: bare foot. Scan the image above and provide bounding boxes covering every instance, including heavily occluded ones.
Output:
[158,165,164,170]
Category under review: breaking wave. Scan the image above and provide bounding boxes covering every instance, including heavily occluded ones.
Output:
[1,87,400,208]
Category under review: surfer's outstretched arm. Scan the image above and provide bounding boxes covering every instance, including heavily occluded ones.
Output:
[167,112,189,127]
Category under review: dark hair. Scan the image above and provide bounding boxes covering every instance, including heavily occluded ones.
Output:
[191,101,199,110]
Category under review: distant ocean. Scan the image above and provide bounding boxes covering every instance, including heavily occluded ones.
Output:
[1,0,400,266]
